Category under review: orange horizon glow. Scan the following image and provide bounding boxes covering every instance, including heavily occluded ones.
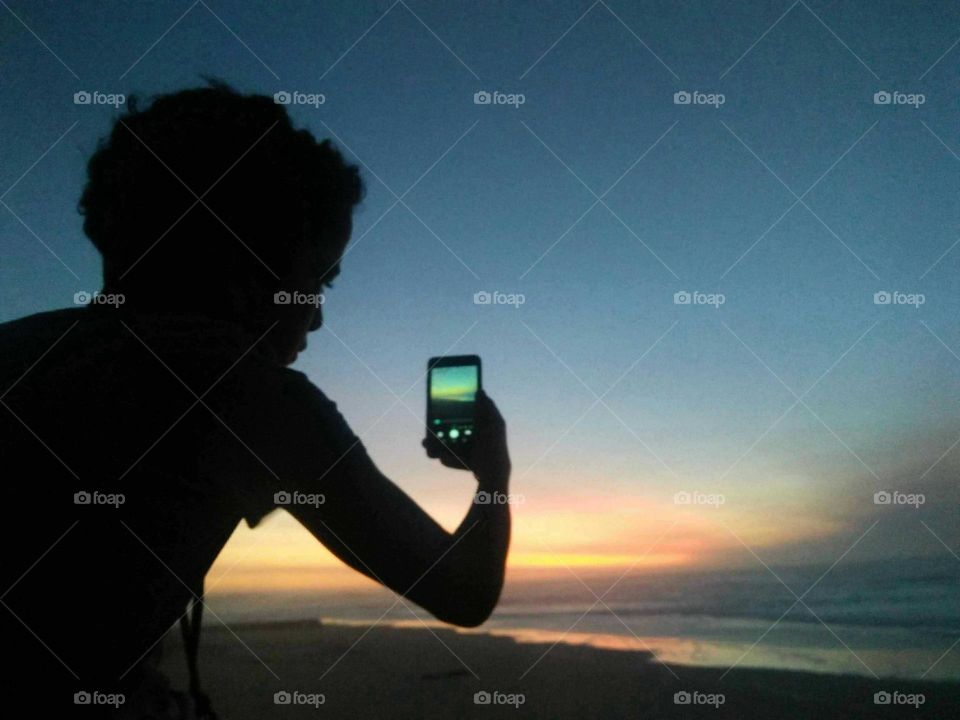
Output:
[507,552,691,568]
[205,490,848,595]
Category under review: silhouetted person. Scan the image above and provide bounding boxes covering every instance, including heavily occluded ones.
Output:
[0,82,511,718]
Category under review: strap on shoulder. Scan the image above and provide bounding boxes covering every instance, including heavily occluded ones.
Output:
[180,582,218,719]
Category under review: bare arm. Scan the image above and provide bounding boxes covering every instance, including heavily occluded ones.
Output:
[228,370,512,627]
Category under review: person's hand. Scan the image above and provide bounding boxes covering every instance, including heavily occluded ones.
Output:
[422,390,510,485]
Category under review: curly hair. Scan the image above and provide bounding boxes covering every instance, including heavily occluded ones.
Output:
[79,80,363,317]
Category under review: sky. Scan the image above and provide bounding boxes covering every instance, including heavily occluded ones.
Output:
[1,1,959,596]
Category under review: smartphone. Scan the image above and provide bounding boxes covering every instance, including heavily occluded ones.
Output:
[426,354,481,456]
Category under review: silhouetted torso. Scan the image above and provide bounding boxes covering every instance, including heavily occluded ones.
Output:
[0,306,354,715]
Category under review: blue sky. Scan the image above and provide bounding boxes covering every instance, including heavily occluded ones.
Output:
[2,1,959,573]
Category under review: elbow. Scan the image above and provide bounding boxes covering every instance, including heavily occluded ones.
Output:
[436,603,493,629]
[433,581,502,628]
[442,603,494,629]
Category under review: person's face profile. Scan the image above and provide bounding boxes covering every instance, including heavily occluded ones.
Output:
[271,222,351,366]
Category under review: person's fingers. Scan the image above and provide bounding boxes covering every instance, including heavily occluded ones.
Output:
[472,390,489,424]
[424,434,471,468]
[440,454,465,469]
[422,435,441,458]
[486,399,505,430]
[475,391,505,433]
[440,447,470,469]
[424,391,502,471]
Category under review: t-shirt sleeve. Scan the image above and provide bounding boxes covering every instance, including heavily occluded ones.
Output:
[207,357,465,605]
[204,363,375,528]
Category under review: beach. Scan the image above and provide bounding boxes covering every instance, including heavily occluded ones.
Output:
[157,620,960,719]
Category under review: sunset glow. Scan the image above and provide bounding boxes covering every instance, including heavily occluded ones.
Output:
[205,488,851,596]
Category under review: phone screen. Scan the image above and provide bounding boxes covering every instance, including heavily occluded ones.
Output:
[427,356,480,450]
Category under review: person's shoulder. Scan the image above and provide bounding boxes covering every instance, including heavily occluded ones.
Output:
[0,306,87,337]
[0,307,92,368]
[234,361,359,441]
[273,365,331,400]
[233,361,340,419]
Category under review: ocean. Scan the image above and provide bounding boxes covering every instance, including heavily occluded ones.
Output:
[208,557,960,680]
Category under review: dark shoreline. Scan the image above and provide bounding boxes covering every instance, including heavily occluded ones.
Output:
[157,620,960,719]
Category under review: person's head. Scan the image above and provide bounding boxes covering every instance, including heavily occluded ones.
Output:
[79,80,364,364]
